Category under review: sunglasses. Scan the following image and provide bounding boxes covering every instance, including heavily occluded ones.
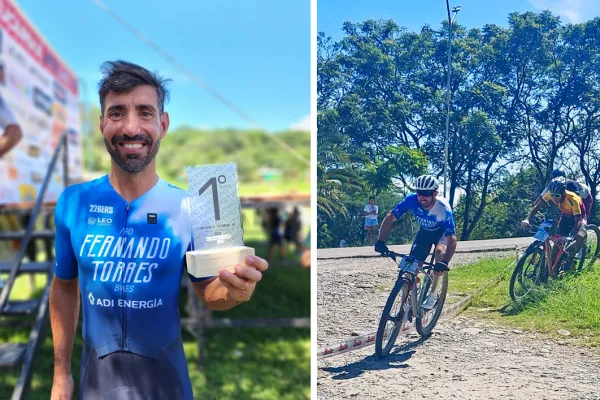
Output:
[551,193,563,199]
[416,190,435,197]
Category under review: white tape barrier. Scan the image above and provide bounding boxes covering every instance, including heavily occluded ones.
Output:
[317,256,519,360]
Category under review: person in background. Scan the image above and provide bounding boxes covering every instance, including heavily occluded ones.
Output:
[0,62,23,157]
[363,197,379,245]
[284,206,303,253]
[0,61,23,290]
[264,207,285,262]
[339,234,350,248]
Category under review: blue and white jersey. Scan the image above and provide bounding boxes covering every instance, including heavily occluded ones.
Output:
[391,193,456,236]
[54,175,209,360]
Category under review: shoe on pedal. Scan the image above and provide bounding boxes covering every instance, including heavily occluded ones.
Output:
[422,293,438,310]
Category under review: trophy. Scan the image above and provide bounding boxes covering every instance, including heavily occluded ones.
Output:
[184,162,255,278]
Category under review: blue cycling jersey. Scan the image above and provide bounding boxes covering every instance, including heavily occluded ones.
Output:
[391,193,456,236]
[54,175,208,398]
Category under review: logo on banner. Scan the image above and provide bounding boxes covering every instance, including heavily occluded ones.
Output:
[32,86,52,116]
[53,81,67,105]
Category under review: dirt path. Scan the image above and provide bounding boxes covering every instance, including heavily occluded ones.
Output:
[317,253,600,400]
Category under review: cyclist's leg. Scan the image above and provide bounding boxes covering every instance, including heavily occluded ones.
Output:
[410,229,439,308]
[408,229,435,264]
[566,217,587,256]
[549,216,570,274]
[558,216,575,251]
[584,195,593,220]
[425,231,447,293]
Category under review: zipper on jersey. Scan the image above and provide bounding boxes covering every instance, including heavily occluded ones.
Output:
[121,203,130,349]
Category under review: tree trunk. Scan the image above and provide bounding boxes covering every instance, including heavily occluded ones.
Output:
[460,168,473,241]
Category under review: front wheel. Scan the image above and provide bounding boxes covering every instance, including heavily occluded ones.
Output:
[375,278,410,359]
[509,245,545,302]
[416,270,448,337]
[582,224,600,270]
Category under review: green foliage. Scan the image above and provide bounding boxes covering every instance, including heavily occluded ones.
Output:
[454,166,548,240]
[81,106,310,186]
[318,11,600,245]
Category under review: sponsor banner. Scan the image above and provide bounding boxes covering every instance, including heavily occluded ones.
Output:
[0,0,82,205]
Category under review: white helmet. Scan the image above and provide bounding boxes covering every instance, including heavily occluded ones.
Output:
[415,175,439,191]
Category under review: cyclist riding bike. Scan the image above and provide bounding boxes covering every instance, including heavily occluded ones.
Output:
[522,177,587,267]
[374,175,458,310]
[527,168,594,220]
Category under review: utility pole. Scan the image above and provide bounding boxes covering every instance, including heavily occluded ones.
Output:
[444,2,461,198]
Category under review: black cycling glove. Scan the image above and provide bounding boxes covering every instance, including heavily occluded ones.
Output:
[434,261,449,272]
[374,240,389,254]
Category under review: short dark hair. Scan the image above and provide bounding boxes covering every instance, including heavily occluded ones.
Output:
[98,60,171,114]
[369,197,375,201]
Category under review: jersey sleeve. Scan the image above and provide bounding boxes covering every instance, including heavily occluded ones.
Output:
[444,210,456,236]
[568,196,582,217]
[54,189,78,280]
[542,191,551,203]
[391,194,417,220]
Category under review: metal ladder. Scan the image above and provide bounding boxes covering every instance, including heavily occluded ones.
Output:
[0,132,69,399]
[0,207,55,399]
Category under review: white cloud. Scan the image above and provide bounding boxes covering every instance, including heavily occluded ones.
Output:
[290,114,311,131]
[529,0,600,23]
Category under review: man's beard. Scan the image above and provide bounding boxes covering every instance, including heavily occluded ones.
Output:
[104,134,160,173]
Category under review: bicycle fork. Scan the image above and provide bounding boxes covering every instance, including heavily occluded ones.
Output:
[399,274,430,333]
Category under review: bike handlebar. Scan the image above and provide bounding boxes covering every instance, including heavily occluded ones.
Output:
[379,249,436,268]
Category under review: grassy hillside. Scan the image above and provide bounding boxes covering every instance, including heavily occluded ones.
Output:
[449,257,600,347]
[81,105,311,194]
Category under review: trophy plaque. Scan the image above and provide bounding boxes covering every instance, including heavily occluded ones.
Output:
[184,162,255,278]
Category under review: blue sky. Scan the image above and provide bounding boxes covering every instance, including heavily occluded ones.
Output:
[15,0,310,132]
[318,0,600,40]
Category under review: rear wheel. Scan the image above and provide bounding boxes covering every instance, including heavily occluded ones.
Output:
[375,278,410,359]
[509,245,545,302]
[416,270,448,337]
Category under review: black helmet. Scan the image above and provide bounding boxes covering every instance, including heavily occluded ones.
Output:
[548,177,567,196]
[551,168,566,179]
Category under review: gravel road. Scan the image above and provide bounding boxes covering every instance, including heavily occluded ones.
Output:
[317,251,600,399]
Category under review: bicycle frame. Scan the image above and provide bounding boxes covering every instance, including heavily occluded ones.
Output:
[530,219,573,279]
[398,270,436,333]
[541,231,576,278]
[388,253,437,332]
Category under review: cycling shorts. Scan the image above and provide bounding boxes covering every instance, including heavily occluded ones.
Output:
[557,215,587,238]
[78,337,193,400]
[409,228,448,262]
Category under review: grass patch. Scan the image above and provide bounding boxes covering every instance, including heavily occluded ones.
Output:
[447,257,515,306]
[0,239,310,399]
[448,257,600,347]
